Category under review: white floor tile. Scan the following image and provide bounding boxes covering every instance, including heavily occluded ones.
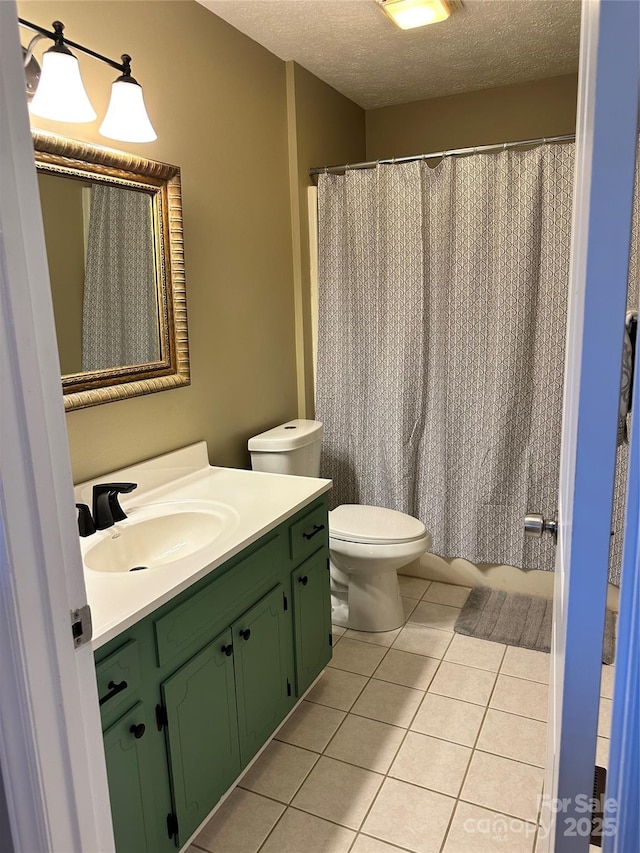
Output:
[477,709,547,767]
[443,801,536,853]
[461,751,544,823]
[291,756,383,830]
[362,777,455,853]
[500,646,550,684]
[429,661,497,706]
[240,740,317,803]
[402,596,419,620]
[490,675,548,722]
[193,788,284,853]
[351,678,424,728]
[389,730,471,797]
[260,807,355,853]
[598,697,612,739]
[328,638,389,676]
[411,692,485,747]
[276,701,345,753]
[324,714,405,774]
[444,634,506,672]
[409,600,462,632]
[306,668,369,712]
[393,623,453,659]
[373,648,440,690]
[600,665,615,699]
[332,624,347,637]
[596,736,610,769]
[398,576,431,599]
[350,835,409,853]
[422,582,472,608]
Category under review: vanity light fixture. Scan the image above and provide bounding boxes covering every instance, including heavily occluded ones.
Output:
[378,0,454,30]
[19,18,157,143]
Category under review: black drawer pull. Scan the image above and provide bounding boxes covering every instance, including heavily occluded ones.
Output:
[99,679,128,706]
[298,575,309,586]
[221,644,233,656]
[239,629,251,641]
[302,523,325,541]
[130,723,145,739]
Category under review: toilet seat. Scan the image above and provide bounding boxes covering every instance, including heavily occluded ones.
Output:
[329,504,427,545]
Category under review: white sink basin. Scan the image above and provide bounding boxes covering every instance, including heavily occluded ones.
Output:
[83,501,238,574]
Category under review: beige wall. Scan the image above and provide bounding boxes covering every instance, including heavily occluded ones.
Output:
[20,0,578,483]
[366,74,578,160]
[286,63,365,417]
[22,0,297,483]
[37,172,86,375]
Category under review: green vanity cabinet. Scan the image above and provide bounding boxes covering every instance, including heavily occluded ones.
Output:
[292,551,332,694]
[103,703,161,853]
[232,584,294,766]
[95,494,331,851]
[162,629,240,846]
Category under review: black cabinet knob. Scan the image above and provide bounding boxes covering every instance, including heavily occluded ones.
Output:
[221,644,233,656]
[298,575,309,586]
[239,628,251,641]
[130,723,145,739]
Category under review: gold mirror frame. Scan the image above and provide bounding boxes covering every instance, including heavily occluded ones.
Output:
[33,131,190,411]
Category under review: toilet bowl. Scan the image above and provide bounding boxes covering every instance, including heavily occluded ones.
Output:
[329,504,432,632]
[248,419,433,633]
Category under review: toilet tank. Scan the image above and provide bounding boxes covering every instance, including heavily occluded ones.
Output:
[248,420,323,477]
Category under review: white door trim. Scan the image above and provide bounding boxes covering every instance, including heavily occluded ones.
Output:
[0,4,114,850]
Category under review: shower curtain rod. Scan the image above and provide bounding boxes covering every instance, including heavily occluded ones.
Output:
[308,133,576,178]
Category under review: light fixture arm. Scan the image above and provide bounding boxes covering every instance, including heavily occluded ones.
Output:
[18,18,131,75]
[23,33,46,67]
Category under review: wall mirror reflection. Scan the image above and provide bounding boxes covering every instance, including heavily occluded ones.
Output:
[34,131,190,410]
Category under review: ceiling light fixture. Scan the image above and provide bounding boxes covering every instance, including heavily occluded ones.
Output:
[19,18,157,143]
[378,0,453,30]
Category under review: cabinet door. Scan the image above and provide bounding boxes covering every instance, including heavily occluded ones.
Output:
[292,551,332,695]
[103,703,160,853]
[232,584,294,766]
[162,630,240,847]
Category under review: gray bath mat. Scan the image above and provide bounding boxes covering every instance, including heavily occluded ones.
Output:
[455,586,616,664]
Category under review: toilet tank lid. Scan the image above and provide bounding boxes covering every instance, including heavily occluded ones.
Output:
[330,505,427,544]
[248,420,324,452]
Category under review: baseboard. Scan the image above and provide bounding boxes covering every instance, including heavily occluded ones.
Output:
[400,553,620,612]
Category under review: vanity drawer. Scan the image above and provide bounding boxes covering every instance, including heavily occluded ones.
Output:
[289,503,328,564]
[96,639,141,723]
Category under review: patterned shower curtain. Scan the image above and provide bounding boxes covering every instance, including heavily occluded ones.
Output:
[317,145,575,575]
[82,184,160,371]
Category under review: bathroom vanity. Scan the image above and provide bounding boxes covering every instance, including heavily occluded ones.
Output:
[79,444,332,852]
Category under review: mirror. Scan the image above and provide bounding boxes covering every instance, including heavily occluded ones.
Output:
[34,131,190,410]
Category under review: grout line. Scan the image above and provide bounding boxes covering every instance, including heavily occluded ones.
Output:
[348,632,457,842]
[436,642,508,853]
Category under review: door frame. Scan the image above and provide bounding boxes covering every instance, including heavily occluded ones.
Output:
[542,0,639,850]
[0,4,114,850]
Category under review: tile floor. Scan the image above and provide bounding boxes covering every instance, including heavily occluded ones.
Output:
[188,578,615,853]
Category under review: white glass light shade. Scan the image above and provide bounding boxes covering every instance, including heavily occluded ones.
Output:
[29,50,97,122]
[380,0,451,29]
[99,79,157,143]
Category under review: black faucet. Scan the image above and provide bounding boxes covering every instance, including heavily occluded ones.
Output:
[76,503,96,537]
[92,482,138,530]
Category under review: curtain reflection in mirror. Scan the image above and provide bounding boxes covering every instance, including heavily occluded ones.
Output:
[82,185,160,371]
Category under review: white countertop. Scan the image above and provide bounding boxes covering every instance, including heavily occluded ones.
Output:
[75,442,332,649]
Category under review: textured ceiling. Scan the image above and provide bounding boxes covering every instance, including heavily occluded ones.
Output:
[198,0,581,109]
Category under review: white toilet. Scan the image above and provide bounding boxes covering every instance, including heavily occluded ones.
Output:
[248,419,432,633]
